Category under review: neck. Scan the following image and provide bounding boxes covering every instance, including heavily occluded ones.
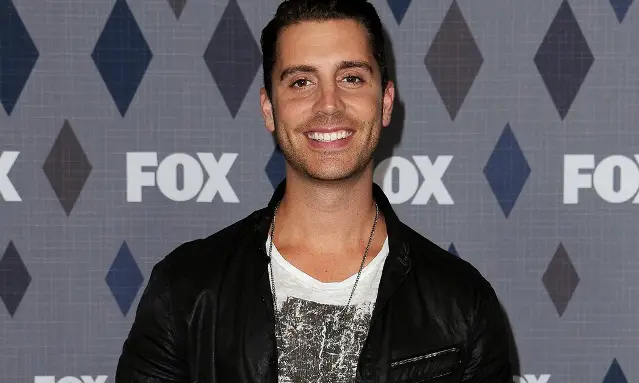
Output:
[274,163,384,255]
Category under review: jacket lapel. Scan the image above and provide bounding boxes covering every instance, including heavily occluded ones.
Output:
[242,184,282,382]
[369,182,412,320]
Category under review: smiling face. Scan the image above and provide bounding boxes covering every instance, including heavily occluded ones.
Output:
[260,19,394,182]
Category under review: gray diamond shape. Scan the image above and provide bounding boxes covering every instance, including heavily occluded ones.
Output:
[204,0,262,118]
[533,0,593,120]
[0,241,31,317]
[167,0,187,19]
[425,0,483,121]
[542,243,580,317]
[43,120,92,216]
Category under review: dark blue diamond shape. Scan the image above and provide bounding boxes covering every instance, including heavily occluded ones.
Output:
[0,0,40,116]
[204,0,262,118]
[483,124,530,218]
[388,0,413,25]
[447,243,459,257]
[265,147,285,189]
[610,0,634,22]
[534,0,594,120]
[91,0,153,117]
[603,358,628,383]
[0,241,31,317]
[106,241,144,316]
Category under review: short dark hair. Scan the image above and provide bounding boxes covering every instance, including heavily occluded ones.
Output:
[260,0,389,100]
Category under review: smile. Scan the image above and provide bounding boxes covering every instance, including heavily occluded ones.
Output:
[306,130,353,142]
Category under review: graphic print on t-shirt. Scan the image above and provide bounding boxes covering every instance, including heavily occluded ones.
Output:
[276,297,373,383]
[267,235,389,382]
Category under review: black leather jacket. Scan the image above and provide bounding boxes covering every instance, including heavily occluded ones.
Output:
[115,180,512,382]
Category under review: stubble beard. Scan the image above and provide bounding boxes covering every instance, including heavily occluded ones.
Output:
[273,111,381,182]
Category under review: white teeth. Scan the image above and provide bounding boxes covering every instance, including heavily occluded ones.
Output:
[307,130,353,142]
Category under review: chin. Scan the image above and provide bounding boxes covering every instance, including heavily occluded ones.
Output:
[282,147,374,181]
[307,172,354,181]
[302,163,368,182]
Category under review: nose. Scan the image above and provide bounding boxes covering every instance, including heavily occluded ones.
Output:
[313,82,345,115]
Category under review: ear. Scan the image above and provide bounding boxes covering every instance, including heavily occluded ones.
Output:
[381,80,395,127]
[260,88,275,133]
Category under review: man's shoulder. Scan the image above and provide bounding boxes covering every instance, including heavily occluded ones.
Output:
[400,223,495,299]
[152,207,267,284]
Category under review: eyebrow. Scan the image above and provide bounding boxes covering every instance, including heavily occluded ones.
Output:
[279,60,374,81]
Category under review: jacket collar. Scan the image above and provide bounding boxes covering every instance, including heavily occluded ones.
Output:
[254,178,411,274]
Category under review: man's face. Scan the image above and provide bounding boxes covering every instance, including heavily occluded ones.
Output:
[260,19,394,181]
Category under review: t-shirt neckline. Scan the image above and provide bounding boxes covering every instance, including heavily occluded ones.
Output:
[267,236,390,290]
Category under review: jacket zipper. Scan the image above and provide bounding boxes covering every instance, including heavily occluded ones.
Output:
[390,347,459,368]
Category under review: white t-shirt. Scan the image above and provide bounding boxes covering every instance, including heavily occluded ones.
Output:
[266,236,390,383]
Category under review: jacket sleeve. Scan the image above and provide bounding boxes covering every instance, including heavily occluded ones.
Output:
[461,281,513,382]
[115,261,190,382]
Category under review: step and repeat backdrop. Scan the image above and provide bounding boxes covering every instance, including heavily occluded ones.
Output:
[1,0,638,381]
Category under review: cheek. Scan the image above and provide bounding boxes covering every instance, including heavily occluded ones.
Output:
[345,94,381,120]
[277,100,312,126]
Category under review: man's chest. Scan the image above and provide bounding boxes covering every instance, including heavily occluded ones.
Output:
[274,297,374,382]
[209,299,467,383]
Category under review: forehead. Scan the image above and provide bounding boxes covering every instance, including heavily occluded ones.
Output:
[275,19,375,68]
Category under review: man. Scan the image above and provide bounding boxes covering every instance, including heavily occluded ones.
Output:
[115,0,513,382]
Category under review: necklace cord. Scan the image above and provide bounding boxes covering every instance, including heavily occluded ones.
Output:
[267,201,380,338]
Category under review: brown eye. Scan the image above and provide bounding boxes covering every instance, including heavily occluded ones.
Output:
[291,79,310,88]
[343,76,364,84]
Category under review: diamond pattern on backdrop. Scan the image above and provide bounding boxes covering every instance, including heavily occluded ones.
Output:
[91,0,153,117]
[387,0,413,25]
[447,243,459,257]
[167,0,188,19]
[610,0,634,23]
[42,120,93,216]
[483,124,530,219]
[265,147,286,189]
[0,0,39,116]
[105,241,144,317]
[204,0,262,119]
[534,0,594,120]
[0,241,31,317]
[424,0,483,121]
[542,243,580,317]
[603,358,629,383]
[0,0,637,379]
